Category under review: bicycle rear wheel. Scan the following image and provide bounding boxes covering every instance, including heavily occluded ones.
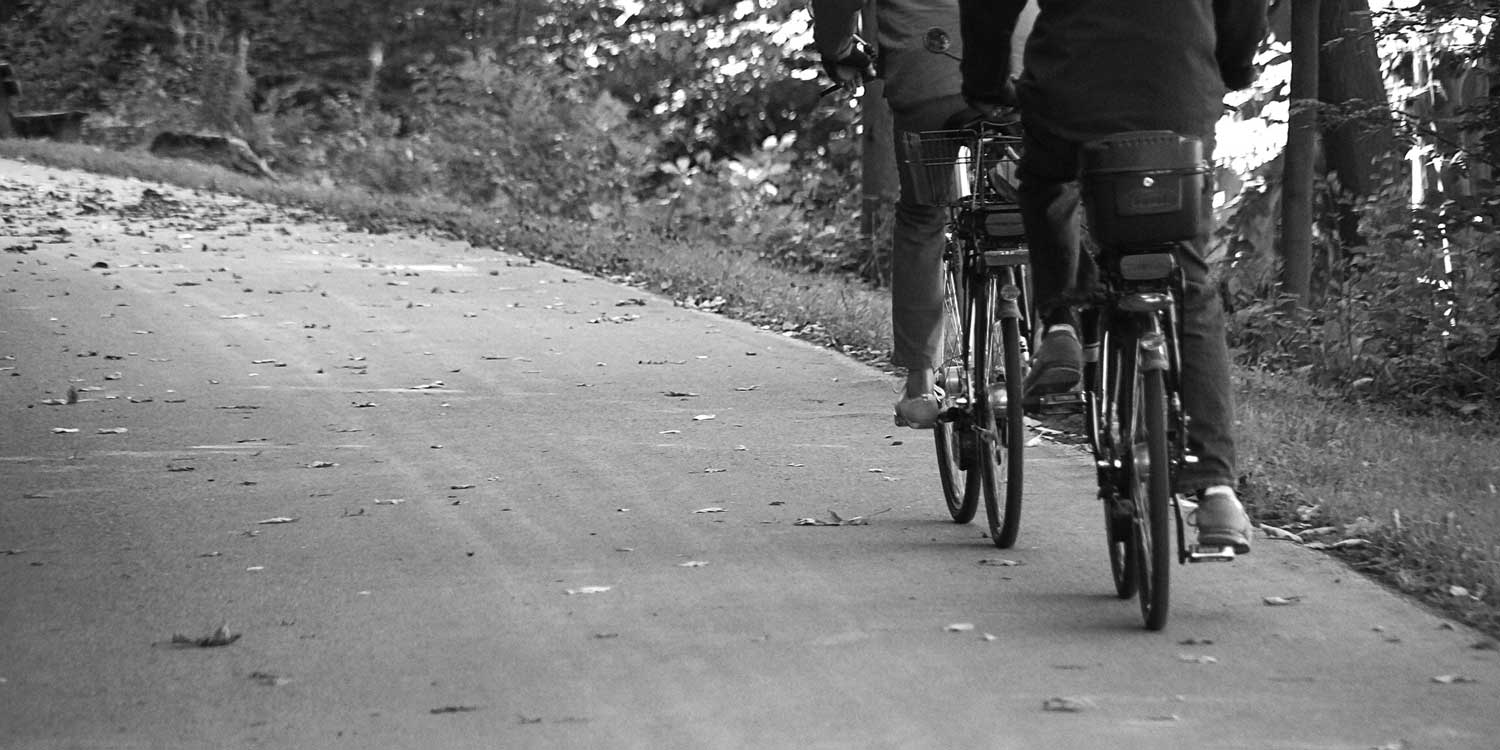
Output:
[1126,351,1173,630]
[1091,322,1136,599]
[975,276,1020,548]
[935,260,979,523]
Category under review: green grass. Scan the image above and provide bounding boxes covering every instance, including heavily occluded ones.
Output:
[4,137,1496,637]
[1236,369,1500,634]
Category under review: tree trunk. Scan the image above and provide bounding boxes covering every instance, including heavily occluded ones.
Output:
[1317,0,1395,248]
[363,39,385,114]
[1281,0,1320,306]
[1484,17,1500,191]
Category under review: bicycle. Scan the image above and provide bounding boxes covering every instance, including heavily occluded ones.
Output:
[901,122,1033,549]
[1033,130,1237,630]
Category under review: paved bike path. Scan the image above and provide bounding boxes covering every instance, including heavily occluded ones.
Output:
[2,159,1498,749]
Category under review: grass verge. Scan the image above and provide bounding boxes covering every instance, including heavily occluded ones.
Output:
[4,139,1496,638]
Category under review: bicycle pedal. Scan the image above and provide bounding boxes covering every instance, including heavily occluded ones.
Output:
[1187,545,1236,563]
[1031,391,1086,414]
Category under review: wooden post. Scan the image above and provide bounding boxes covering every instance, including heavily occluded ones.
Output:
[1280,0,1319,307]
[0,63,18,139]
[858,4,898,284]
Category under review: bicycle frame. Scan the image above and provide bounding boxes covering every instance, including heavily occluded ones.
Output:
[904,123,1033,547]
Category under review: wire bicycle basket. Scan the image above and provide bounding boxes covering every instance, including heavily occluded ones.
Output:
[901,128,1022,208]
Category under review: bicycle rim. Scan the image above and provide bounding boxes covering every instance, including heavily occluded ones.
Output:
[935,262,978,523]
[1130,365,1172,630]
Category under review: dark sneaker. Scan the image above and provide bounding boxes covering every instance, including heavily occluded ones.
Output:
[1024,325,1082,398]
[894,393,941,429]
[1192,486,1253,554]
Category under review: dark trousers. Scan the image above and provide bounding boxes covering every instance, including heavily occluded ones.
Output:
[1017,120,1237,492]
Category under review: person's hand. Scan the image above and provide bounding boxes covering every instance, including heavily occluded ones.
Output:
[963,77,1018,121]
[821,39,875,91]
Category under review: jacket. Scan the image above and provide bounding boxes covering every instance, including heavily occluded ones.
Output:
[959,0,1268,141]
[811,0,966,113]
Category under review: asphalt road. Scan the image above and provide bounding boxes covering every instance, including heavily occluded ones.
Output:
[3,159,1499,750]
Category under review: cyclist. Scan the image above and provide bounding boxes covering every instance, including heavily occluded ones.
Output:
[811,0,1035,429]
[956,0,1267,553]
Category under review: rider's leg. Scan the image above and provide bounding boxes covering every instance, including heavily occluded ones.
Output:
[1172,134,1250,552]
[1017,122,1096,394]
[890,96,969,425]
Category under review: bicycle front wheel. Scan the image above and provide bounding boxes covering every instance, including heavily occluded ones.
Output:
[1128,358,1173,630]
[935,260,979,523]
[1095,322,1137,599]
[975,277,1021,548]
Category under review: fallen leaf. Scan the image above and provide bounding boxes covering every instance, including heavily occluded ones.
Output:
[1431,674,1478,684]
[692,414,717,421]
[678,561,709,568]
[979,558,1022,567]
[430,706,480,714]
[1176,654,1218,664]
[257,517,297,524]
[795,508,892,526]
[96,427,129,434]
[1042,696,1092,712]
[50,427,80,434]
[565,586,612,595]
[945,623,975,632]
[171,624,240,648]
[1260,524,1302,542]
[373,498,406,505]
[694,507,726,514]
[306,461,337,468]
[1263,596,1302,606]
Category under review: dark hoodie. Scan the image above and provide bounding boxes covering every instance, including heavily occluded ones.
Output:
[959,0,1267,141]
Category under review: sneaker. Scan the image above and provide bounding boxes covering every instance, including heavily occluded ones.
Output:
[894,393,941,429]
[1192,486,1253,554]
[1023,324,1082,398]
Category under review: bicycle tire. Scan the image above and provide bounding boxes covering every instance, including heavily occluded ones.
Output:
[1130,362,1173,630]
[975,276,1019,549]
[998,313,1025,546]
[1096,324,1137,599]
[935,262,979,523]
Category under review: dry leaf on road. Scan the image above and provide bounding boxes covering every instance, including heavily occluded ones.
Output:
[170,624,240,648]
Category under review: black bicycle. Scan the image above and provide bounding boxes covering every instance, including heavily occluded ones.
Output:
[903,123,1033,549]
[1035,130,1236,630]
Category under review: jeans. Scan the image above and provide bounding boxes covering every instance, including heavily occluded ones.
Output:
[889,95,968,371]
[1017,120,1237,493]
